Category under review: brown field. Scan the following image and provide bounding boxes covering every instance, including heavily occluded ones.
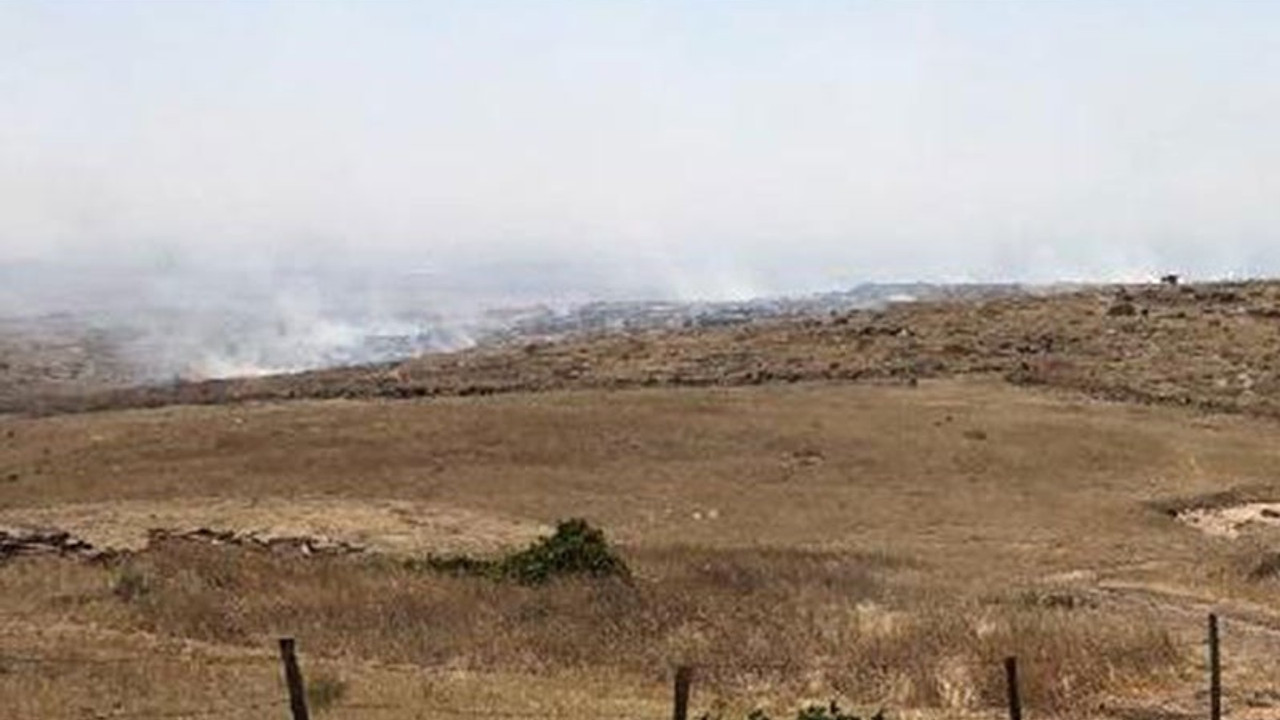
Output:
[5,283,1280,719]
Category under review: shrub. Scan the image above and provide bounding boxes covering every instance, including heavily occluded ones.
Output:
[414,518,630,585]
[498,518,630,584]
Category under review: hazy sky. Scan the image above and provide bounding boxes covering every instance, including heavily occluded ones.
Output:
[3,0,1280,298]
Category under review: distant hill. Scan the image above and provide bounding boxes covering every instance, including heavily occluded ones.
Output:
[10,279,1280,421]
[1,280,1047,407]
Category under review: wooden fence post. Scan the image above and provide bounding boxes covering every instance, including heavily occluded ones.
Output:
[1208,614,1221,720]
[1005,656,1022,720]
[673,665,693,720]
[279,637,311,720]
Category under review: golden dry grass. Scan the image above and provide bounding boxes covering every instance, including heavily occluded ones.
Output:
[4,378,1280,718]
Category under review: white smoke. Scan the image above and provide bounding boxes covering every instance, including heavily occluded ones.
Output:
[0,259,492,383]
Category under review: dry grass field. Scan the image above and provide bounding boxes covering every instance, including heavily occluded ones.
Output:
[4,374,1280,719]
[4,283,1280,719]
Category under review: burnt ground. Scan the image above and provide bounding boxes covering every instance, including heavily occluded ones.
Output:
[9,280,1280,419]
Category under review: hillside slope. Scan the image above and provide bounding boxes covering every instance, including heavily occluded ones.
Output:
[20,280,1280,418]
[5,284,1280,718]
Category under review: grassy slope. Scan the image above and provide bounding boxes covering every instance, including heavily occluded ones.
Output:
[5,281,1280,718]
[3,379,1276,573]
[4,379,1280,718]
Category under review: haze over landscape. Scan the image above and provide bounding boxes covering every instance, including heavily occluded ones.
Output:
[5,1,1280,378]
[12,3,1280,719]
[5,0,1280,293]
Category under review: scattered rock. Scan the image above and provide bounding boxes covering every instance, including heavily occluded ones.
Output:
[0,498,547,559]
[786,447,825,467]
[0,527,102,561]
[1174,501,1280,538]
[148,527,364,556]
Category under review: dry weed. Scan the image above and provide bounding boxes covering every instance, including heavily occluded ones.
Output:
[90,539,1185,711]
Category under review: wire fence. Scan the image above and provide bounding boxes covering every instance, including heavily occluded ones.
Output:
[0,613,1244,720]
[1,641,615,720]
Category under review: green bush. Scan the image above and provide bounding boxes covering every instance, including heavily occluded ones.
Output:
[498,518,630,584]
[413,518,630,585]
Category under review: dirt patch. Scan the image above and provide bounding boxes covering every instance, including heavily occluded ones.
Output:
[0,498,548,560]
[1173,502,1280,539]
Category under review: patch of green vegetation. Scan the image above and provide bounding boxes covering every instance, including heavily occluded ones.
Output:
[411,518,630,585]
